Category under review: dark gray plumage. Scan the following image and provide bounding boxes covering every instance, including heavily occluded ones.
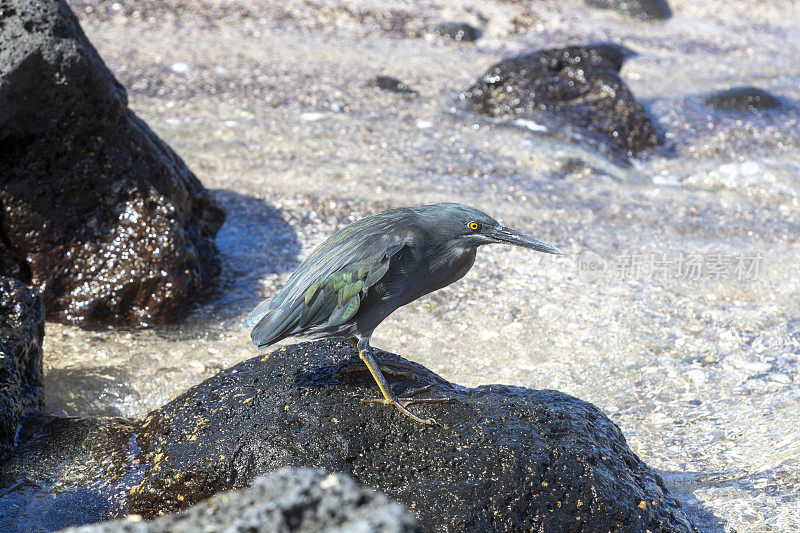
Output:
[244,203,564,423]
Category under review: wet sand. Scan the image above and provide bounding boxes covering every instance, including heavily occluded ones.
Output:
[44,0,800,530]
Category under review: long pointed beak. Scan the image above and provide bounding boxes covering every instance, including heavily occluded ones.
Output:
[490,226,566,255]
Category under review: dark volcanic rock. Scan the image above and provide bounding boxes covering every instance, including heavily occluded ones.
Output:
[0,341,696,531]
[704,86,784,112]
[459,43,663,161]
[374,76,418,95]
[58,468,420,533]
[0,415,139,532]
[0,0,225,325]
[431,22,481,42]
[0,277,43,457]
[585,0,672,21]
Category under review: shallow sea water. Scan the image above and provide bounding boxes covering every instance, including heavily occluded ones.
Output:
[39,0,800,530]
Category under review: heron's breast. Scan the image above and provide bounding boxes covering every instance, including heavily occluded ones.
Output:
[413,246,477,298]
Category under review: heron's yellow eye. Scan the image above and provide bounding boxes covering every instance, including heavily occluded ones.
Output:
[468,221,480,231]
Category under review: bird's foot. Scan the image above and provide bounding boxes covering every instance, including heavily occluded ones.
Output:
[349,340,450,425]
[397,384,454,402]
[360,396,435,424]
[343,363,418,381]
[381,364,419,380]
[360,385,454,425]
[380,358,426,378]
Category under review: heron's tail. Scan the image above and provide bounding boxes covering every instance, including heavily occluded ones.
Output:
[242,298,274,329]
[248,302,302,348]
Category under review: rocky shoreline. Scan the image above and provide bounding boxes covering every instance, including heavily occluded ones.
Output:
[1,296,696,531]
[2,0,799,530]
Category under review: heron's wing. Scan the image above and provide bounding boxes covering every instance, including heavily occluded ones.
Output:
[249,243,408,348]
[245,208,416,346]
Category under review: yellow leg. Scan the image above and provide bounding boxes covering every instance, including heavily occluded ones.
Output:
[345,337,438,425]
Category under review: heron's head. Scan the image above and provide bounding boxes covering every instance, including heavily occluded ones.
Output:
[417,203,566,255]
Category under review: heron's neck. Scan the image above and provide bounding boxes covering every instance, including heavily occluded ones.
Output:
[434,243,477,281]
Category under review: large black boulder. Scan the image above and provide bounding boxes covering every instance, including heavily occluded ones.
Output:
[0,341,696,532]
[459,43,662,161]
[57,468,420,533]
[0,277,44,457]
[0,0,225,325]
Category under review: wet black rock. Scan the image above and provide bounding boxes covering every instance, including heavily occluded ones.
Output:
[431,22,481,42]
[374,76,418,95]
[585,0,672,21]
[58,468,420,533]
[0,277,43,457]
[0,415,136,531]
[0,340,697,531]
[459,43,663,161]
[128,341,697,531]
[704,87,784,112]
[0,0,225,325]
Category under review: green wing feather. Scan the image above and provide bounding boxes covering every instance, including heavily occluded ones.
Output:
[300,253,384,328]
[246,209,416,347]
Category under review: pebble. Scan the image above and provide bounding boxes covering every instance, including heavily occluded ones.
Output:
[686,368,707,386]
[431,22,482,42]
[170,62,190,74]
[732,359,773,373]
[300,112,331,121]
[187,361,206,374]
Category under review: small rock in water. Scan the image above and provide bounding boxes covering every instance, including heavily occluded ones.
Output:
[511,118,547,133]
[704,87,784,112]
[169,62,190,74]
[737,359,773,374]
[770,373,793,385]
[300,112,331,121]
[459,43,662,160]
[431,22,482,42]
[584,0,672,20]
[374,75,418,95]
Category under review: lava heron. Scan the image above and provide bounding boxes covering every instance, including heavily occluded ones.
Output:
[244,203,564,423]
